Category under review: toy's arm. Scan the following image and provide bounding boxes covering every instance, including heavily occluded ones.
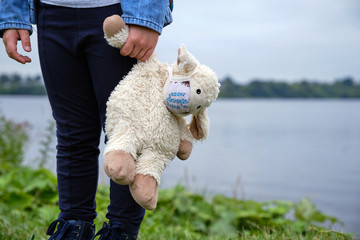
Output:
[103,15,129,49]
[176,116,193,160]
[103,15,157,62]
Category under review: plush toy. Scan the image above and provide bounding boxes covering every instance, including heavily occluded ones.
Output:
[102,15,220,210]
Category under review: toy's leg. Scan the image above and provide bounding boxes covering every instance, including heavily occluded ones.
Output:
[130,174,158,210]
[104,150,135,185]
[104,122,138,185]
[129,149,168,210]
[177,139,193,160]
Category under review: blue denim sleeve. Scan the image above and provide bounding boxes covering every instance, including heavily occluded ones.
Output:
[120,0,173,34]
[0,0,33,38]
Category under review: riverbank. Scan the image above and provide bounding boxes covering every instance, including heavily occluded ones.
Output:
[0,166,354,240]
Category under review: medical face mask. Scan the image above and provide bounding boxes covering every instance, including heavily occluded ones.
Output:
[166,68,197,115]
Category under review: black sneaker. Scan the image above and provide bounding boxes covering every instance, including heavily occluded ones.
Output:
[92,222,137,240]
[47,218,95,240]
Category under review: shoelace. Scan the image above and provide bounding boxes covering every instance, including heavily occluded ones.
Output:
[46,219,72,240]
[92,222,111,240]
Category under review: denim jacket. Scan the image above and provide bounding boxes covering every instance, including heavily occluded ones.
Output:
[0,0,173,38]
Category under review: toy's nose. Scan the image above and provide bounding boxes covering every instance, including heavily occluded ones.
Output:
[180,110,190,115]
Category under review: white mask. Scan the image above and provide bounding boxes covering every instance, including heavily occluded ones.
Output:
[165,68,198,115]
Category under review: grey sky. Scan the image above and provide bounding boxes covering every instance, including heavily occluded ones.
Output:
[1,0,360,83]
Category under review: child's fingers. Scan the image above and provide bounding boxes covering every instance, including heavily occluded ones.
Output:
[3,29,31,64]
[139,48,154,62]
[120,41,133,56]
[120,25,158,61]
[19,29,31,52]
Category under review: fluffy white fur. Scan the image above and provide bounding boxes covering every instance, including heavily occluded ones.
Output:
[103,15,220,186]
[104,51,220,185]
[105,25,129,49]
[105,56,188,183]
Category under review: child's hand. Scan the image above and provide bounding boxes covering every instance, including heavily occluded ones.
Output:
[2,29,32,64]
[120,25,159,62]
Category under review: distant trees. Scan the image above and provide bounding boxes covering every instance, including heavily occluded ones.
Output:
[219,76,360,98]
[1,72,360,98]
[0,73,46,95]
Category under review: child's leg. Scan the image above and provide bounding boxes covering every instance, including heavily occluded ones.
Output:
[38,2,145,234]
[38,3,101,222]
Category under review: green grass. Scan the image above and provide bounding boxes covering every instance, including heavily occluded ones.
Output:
[0,167,355,240]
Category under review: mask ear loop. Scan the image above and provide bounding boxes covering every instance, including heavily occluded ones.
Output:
[171,66,198,82]
[168,66,173,82]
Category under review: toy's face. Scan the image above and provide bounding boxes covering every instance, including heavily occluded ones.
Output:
[188,79,209,114]
[166,44,219,117]
[165,74,209,117]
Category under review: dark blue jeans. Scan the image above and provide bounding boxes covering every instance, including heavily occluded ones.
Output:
[37,2,145,234]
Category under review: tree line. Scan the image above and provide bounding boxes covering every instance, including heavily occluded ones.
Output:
[0,73,46,95]
[219,76,360,98]
[1,73,360,98]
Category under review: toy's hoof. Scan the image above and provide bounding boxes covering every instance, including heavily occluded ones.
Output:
[177,139,193,160]
[130,174,158,210]
[104,150,135,185]
[103,14,126,39]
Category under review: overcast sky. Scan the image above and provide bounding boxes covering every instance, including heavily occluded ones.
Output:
[1,0,360,83]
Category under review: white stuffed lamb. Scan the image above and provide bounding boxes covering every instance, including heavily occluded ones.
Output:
[103,15,220,210]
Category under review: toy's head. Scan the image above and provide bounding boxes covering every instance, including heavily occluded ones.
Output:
[165,45,220,140]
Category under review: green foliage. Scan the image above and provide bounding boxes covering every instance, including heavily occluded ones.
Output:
[36,120,56,168]
[0,115,30,169]
[295,198,338,224]
[139,186,350,239]
[0,170,354,240]
[219,76,360,98]
[0,166,59,240]
[0,167,58,209]
[0,114,57,239]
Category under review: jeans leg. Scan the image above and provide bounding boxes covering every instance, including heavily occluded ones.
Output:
[37,3,101,221]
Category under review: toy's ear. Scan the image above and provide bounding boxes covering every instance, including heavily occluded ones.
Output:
[190,108,209,140]
[103,14,129,49]
[177,45,199,73]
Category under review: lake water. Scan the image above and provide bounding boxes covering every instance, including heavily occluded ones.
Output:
[0,96,359,235]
